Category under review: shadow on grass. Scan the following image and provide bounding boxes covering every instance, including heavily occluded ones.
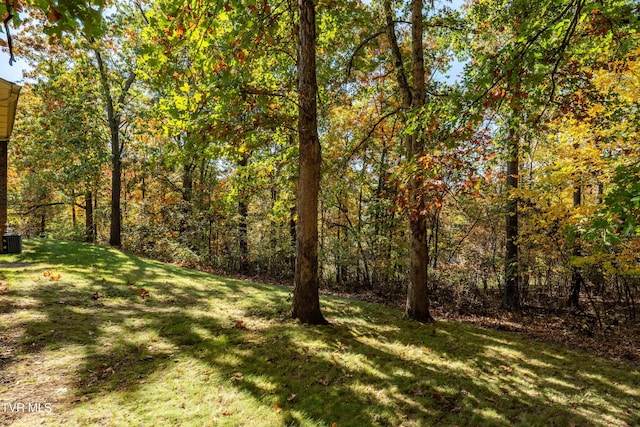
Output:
[2,238,639,426]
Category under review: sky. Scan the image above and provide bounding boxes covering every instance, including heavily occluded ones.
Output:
[0,53,27,83]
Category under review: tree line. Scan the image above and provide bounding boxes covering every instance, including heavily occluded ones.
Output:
[2,0,639,326]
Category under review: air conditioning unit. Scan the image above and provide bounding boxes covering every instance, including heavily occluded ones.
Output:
[2,233,22,254]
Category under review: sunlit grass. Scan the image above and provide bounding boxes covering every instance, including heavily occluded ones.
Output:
[1,238,639,426]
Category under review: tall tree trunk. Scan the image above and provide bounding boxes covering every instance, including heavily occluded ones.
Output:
[291,0,327,324]
[384,0,433,322]
[503,129,520,311]
[0,140,7,236]
[238,154,249,274]
[93,47,135,248]
[85,190,95,243]
[568,181,583,308]
[110,129,122,247]
[406,0,433,322]
[269,187,278,277]
[71,188,77,230]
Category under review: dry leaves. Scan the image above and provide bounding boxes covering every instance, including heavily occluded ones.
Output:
[233,320,247,329]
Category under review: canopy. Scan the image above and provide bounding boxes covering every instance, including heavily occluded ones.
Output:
[0,77,21,141]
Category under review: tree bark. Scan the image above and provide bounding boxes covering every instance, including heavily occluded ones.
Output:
[85,190,96,243]
[405,0,433,322]
[291,0,327,324]
[110,128,122,247]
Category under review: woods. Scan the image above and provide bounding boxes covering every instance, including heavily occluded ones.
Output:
[1,0,639,328]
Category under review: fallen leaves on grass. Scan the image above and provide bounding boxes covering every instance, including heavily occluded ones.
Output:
[233,320,247,329]
[136,288,150,299]
[230,372,244,381]
[91,291,100,300]
[273,404,282,412]
[43,271,61,280]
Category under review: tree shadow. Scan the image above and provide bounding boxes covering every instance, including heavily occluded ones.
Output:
[2,239,639,426]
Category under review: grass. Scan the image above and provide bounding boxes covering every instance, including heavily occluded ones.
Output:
[0,238,639,426]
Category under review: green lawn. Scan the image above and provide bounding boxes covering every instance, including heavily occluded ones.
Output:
[1,239,638,426]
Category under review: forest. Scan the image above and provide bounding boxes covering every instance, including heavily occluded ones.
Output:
[1,0,640,348]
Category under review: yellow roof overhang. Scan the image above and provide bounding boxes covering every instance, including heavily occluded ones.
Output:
[0,77,21,142]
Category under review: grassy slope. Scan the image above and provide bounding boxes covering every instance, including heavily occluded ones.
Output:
[0,239,638,427]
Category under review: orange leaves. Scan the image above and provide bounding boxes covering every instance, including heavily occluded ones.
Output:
[273,404,282,412]
[233,320,247,329]
[136,288,150,299]
[46,5,63,23]
[43,271,61,281]
[11,0,24,13]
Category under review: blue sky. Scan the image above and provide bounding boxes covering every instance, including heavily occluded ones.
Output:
[0,54,27,83]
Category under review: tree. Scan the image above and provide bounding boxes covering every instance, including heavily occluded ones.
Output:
[291,0,326,325]
[382,0,434,322]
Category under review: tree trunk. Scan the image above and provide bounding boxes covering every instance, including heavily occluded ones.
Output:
[568,183,583,308]
[71,188,77,230]
[237,154,250,274]
[110,128,122,247]
[85,190,96,243]
[384,0,434,322]
[406,0,433,322]
[93,47,135,248]
[503,130,520,311]
[291,0,327,325]
[0,140,7,236]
